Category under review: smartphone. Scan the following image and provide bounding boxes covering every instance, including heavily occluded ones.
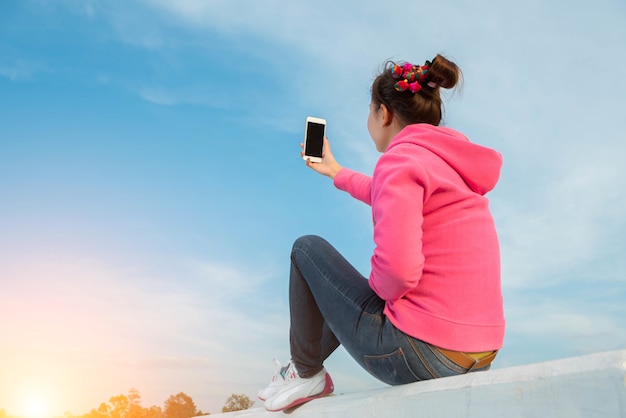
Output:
[303,116,326,163]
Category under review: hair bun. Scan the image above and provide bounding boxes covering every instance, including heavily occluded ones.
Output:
[427,54,461,90]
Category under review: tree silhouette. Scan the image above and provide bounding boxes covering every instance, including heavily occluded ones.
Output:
[163,392,198,418]
[221,394,254,413]
[143,406,165,418]
[77,389,164,418]
[54,389,208,418]
[108,394,131,418]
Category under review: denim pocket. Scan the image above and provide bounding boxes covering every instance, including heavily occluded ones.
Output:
[364,347,419,385]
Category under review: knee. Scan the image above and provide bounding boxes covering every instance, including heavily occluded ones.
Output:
[292,235,323,251]
[292,235,327,257]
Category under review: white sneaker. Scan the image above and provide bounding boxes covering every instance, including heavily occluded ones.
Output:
[264,362,334,412]
[258,359,287,401]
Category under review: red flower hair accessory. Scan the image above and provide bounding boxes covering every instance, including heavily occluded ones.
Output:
[392,60,434,93]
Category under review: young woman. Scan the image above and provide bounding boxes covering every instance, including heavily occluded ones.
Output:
[260,54,505,412]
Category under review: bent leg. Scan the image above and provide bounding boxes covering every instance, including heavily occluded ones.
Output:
[288,235,481,385]
[289,235,383,377]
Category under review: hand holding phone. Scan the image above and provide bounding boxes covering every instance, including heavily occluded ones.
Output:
[303,116,326,163]
[300,119,343,179]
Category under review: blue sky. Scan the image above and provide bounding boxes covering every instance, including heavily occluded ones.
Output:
[1,0,625,415]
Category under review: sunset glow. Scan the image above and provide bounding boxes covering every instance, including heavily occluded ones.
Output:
[22,395,49,418]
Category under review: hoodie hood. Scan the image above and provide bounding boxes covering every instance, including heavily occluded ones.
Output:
[389,124,502,195]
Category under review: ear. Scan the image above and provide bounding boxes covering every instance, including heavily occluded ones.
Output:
[380,104,393,127]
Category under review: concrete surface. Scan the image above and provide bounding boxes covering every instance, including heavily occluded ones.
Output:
[208,349,626,417]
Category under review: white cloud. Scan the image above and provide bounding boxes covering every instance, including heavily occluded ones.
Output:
[134,84,248,109]
[497,135,626,290]
[0,61,36,81]
[503,295,626,363]
[137,87,180,106]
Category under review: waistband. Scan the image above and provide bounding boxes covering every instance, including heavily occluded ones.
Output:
[433,346,498,372]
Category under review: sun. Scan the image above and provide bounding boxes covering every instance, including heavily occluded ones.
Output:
[12,378,62,418]
[21,395,50,418]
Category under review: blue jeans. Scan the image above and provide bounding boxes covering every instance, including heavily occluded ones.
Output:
[289,235,490,384]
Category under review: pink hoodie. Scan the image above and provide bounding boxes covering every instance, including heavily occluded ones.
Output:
[334,124,505,352]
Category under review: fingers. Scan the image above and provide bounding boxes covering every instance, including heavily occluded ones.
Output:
[323,138,332,155]
[300,138,331,175]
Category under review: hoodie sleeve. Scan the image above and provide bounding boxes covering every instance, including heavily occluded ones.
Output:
[369,147,426,301]
[333,168,372,206]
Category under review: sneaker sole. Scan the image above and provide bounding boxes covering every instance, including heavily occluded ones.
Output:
[266,374,334,412]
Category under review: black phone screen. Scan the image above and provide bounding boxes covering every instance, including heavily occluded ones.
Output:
[305,121,325,158]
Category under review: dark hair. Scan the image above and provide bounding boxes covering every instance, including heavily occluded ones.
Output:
[370,54,462,126]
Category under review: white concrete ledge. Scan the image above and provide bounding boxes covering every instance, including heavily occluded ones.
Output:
[210,350,626,417]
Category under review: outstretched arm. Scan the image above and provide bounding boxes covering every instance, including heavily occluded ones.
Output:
[301,138,373,206]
